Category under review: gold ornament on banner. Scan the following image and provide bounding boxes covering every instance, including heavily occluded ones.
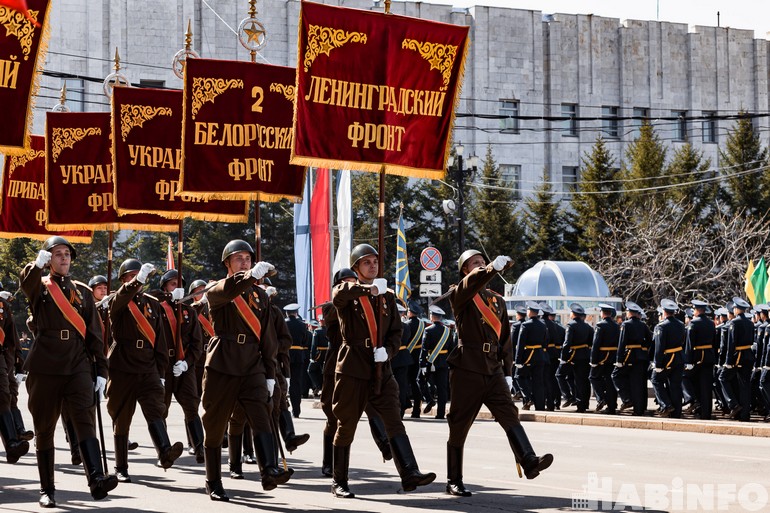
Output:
[119,104,172,141]
[303,25,367,72]
[269,82,295,103]
[190,77,244,119]
[0,7,39,60]
[9,148,44,174]
[51,83,69,113]
[238,0,266,54]
[401,39,458,91]
[172,19,199,80]
[103,47,130,98]
[50,127,101,162]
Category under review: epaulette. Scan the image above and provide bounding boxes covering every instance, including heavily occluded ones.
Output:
[487,289,502,297]
[142,292,161,304]
[73,280,91,291]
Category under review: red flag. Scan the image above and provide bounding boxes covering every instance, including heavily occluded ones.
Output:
[166,237,175,270]
[0,0,41,27]
[310,168,330,306]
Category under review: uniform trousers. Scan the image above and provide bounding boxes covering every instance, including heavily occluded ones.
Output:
[163,365,201,421]
[431,367,449,417]
[515,364,545,410]
[571,361,591,410]
[545,358,560,409]
[688,364,713,419]
[719,366,751,421]
[0,353,9,412]
[201,368,270,447]
[392,364,409,414]
[27,372,96,450]
[407,361,422,415]
[288,362,304,416]
[589,362,617,410]
[760,369,770,410]
[651,365,684,417]
[106,371,166,436]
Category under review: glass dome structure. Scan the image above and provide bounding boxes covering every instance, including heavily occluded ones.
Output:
[512,261,612,298]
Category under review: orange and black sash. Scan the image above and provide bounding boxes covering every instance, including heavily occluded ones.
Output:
[473,293,502,341]
[233,295,262,340]
[359,296,378,346]
[160,301,185,360]
[42,276,87,339]
[198,313,214,338]
[0,326,5,347]
[128,300,156,347]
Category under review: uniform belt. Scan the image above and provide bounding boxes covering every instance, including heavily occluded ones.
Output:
[524,345,541,350]
[599,347,618,351]
[399,345,407,350]
[317,347,328,351]
[663,346,683,354]
[547,344,557,348]
[290,345,305,350]
[571,344,589,350]
[735,345,751,351]
[217,333,259,344]
[624,344,644,349]
[693,345,712,350]
[40,329,80,340]
[412,345,422,350]
[343,337,372,348]
[438,350,448,354]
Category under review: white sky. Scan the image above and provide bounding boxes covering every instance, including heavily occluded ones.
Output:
[419,0,770,37]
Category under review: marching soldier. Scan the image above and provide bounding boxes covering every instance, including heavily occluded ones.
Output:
[331,244,435,498]
[514,301,548,411]
[446,250,552,498]
[558,303,593,413]
[21,237,118,507]
[589,304,620,414]
[613,301,652,416]
[760,306,770,420]
[1,283,33,445]
[200,240,290,501]
[405,302,425,418]
[541,304,564,411]
[392,303,413,417]
[683,300,717,419]
[651,299,686,418]
[419,306,451,419]
[719,297,754,421]
[0,285,28,464]
[509,304,526,402]
[751,305,768,417]
[286,304,310,418]
[715,306,732,414]
[107,259,184,483]
[309,313,328,396]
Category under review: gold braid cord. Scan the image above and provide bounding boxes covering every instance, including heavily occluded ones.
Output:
[50,127,101,162]
[0,7,39,60]
[269,83,295,102]
[8,148,44,174]
[401,39,458,91]
[303,25,367,72]
[120,105,173,141]
[191,77,244,119]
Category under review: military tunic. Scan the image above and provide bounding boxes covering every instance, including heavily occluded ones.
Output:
[588,318,620,412]
[419,321,452,417]
[651,316,686,417]
[559,318,593,411]
[612,317,652,416]
[683,314,716,419]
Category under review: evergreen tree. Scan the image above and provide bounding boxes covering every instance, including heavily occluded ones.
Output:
[718,113,770,218]
[522,178,566,267]
[665,143,715,223]
[621,122,668,211]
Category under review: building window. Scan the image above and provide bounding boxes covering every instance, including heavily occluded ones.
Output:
[499,164,521,200]
[602,106,620,138]
[632,107,649,139]
[63,79,85,112]
[702,111,717,143]
[562,166,579,192]
[562,103,578,137]
[672,110,688,141]
[499,100,519,134]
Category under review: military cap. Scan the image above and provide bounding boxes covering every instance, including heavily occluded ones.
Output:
[625,301,643,314]
[397,303,407,313]
[513,303,527,315]
[221,239,254,265]
[716,307,729,317]
[350,243,378,268]
[284,303,300,313]
[525,300,541,312]
[732,297,751,310]
[684,308,694,318]
[160,269,185,290]
[188,279,207,295]
[569,303,585,315]
[598,303,614,312]
[42,236,77,260]
[656,306,664,315]
[428,305,445,317]
[748,309,756,317]
[660,298,678,312]
[692,299,709,308]
[407,300,423,315]
[307,319,320,328]
[444,319,456,328]
[457,249,485,273]
[725,301,735,311]
[333,268,357,286]
[539,302,554,315]
[88,275,108,288]
[118,258,142,279]
[756,304,769,313]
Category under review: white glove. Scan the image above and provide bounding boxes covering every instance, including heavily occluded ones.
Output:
[590,363,598,367]
[515,363,524,369]
[764,366,770,371]
[137,263,155,284]
[654,367,663,373]
[431,364,436,372]
[15,372,25,384]
[173,360,188,377]
[373,346,388,362]
[505,376,513,389]
[160,378,166,387]
[35,250,52,268]
[558,359,566,365]
[684,364,694,371]
[724,364,733,369]
[266,378,276,397]
[0,291,11,301]
[251,261,275,280]
[371,278,388,296]
[492,255,512,271]
[94,376,107,397]
[285,377,290,389]
[615,362,624,368]
[420,367,427,375]
[171,288,184,301]
[265,286,277,297]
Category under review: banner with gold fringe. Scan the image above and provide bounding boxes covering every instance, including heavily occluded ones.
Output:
[0,0,51,154]
[291,1,469,179]
[111,86,248,222]
[0,135,91,242]
[45,111,177,232]
[180,58,306,202]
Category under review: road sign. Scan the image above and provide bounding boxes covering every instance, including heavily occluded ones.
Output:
[419,283,442,297]
[420,247,442,271]
[420,270,442,283]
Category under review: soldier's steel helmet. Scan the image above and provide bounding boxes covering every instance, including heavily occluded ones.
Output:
[42,236,76,260]
[188,279,207,295]
[160,269,185,290]
[221,239,255,265]
[333,267,358,286]
[350,244,378,268]
[118,258,142,279]
[457,249,484,273]
[88,275,108,288]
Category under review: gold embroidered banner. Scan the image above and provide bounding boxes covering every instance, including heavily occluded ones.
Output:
[45,111,177,231]
[0,0,51,154]
[291,2,469,179]
[180,58,306,202]
[111,86,248,221]
[0,135,91,242]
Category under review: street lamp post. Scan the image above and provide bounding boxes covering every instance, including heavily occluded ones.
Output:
[447,143,478,255]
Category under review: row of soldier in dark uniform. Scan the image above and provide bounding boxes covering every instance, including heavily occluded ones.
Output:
[508,296,767,422]
[0,238,552,506]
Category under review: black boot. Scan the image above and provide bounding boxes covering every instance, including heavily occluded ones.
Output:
[80,437,119,500]
[204,445,229,502]
[64,419,81,465]
[279,409,310,453]
[446,443,472,497]
[253,431,292,491]
[113,435,131,483]
[389,434,436,492]
[147,419,184,469]
[505,424,553,479]
[228,433,244,479]
[0,410,29,463]
[368,415,392,461]
[128,439,139,451]
[321,433,333,477]
[331,444,354,498]
[37,448,56,508]
[11,407,33,441]
[186,418,205,464]
[242,424,256,464]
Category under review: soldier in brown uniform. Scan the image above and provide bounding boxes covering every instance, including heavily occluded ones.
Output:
[106,259,184,483]
[20,236,118,507]
[151,269,205,464]
[201,239,291,502]
[331,244,435,498]
[1,284,34,445]
[446,250,553,497]
[0,288,29,464]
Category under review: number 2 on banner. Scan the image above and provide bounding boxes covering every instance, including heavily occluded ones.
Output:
[251,86,263,113]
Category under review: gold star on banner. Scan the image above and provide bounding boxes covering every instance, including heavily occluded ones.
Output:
[319,40,333,56]
[5,18,21,38]
[429,54,442,70]
[244,22,264,44]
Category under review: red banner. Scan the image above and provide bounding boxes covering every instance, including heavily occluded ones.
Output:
[0,0,51,154]
[311,168,330,306]
[180,58,306,202]
[45,112,177,231]
[291,2,469,179]
[111,86,248,222]
[0,135,91,242]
